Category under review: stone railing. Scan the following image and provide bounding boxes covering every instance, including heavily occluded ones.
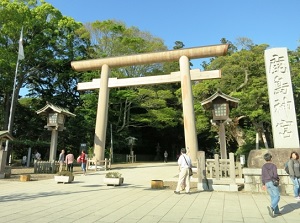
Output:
[126,154,136,163]
[205,154,243,179]
[197,152,244,192]
[243,168,293,195]
[87,158,111,171]
[34,160,59,173]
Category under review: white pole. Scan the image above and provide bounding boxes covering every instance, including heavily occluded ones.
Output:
[5,27,24,152]
[110,123,113,163]
[5,59,20,152]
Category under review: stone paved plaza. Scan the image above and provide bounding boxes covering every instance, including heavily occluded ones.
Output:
[0,162,300,222]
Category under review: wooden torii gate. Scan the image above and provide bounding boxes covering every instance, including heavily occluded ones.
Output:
[71,44,228,162]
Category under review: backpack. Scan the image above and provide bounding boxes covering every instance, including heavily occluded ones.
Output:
[284,161,289,174]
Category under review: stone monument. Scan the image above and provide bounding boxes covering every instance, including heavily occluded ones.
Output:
[248,48,300,168]
[244,48,300,195]
[265,47,299,148]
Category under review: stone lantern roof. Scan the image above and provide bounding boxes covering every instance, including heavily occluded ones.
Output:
[201,91,239,110]
[36,102,76,117]
[0,131,14,141]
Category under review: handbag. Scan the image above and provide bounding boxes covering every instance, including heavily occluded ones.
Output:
[77,156,81,163]
[188,168,193,176]
[272,179,279,187]
[183,155,193,176]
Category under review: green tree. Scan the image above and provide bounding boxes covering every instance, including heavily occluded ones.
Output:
[0,0,89,158]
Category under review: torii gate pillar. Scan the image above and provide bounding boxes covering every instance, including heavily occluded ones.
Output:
[72,44,228,163]
[180,56,198,161]
[94,64,110,162]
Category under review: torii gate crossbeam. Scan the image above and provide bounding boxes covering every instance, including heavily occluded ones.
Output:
[78,69,221,90]
[72,44,228,162]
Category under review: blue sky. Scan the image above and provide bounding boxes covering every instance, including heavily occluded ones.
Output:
[45,0,300,52]
[20,1,300,96]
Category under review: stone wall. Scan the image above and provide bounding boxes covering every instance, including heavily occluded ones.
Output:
[247,148,300,168]
[243,168,294,195]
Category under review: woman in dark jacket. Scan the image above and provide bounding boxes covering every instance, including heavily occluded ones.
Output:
[288,151,300,200]
[261,153,281,217]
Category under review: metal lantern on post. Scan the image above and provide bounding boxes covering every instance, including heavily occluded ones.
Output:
[36,102,76,161]
[201,91,239,159]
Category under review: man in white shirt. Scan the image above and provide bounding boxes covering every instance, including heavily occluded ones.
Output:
[174,148,192,194]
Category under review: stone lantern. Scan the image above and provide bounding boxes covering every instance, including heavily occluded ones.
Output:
[0,131,14,178]
[36,102,75,161]
[201,91,239,159]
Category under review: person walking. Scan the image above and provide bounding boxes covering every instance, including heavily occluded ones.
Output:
[58,149,65,172]
[65,151,74,172]
[35,150,41,161]
[288,151,300,200]
[261,153,281,217]
[22,155,27,167]
[164,151,168,163]
[174,148,192,194]
[79,150,87,175]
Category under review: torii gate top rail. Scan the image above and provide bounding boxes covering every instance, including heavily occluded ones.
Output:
[71,44,228,71]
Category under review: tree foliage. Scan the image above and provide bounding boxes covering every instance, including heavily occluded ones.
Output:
[0,0,89,158]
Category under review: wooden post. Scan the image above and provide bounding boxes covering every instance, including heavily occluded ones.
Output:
[51,161,56,173]
[105,158,108,170]
[238,162,242,178]
[219,121,227,159]
[197,151,209,190]
[229,153,236,183]
[214,154,220,180]
[49,128,58,162]
[94,159,97,171]
[34,160,37,173]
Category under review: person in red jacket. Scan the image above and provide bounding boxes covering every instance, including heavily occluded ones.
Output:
[80,150,87,175]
